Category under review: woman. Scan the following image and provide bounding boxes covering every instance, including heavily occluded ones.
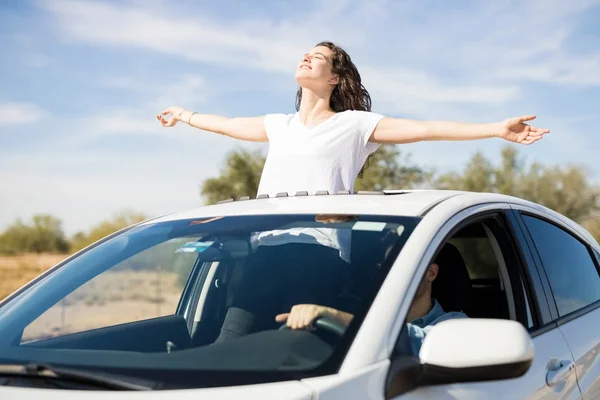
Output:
[157,41,549,341]
[157,41,549,199]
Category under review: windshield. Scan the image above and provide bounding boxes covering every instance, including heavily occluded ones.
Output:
[0,213,419,389]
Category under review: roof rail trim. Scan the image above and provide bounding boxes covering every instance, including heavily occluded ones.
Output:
[418,193,463,216]
[216,198,234,204]
[357,191,385,195]
[213,189,411,204]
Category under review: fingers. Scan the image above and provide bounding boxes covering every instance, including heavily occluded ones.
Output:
[521,134,543,145]
[287,307,308,330]
[517,127,530,142]
[280,305,320,330]
[275,313,289,323]
[519,115,536,122]
[518,126,550,145]
[526,129,545,137]
[530,126,550,135]
[156,114,177,127]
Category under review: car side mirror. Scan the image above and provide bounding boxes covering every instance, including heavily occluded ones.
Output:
[386,319,534,398]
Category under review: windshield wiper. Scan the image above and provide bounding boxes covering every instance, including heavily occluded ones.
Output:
[0,363,156,390]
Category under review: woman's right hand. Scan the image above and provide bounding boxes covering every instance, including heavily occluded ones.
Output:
[156,106,185,127]
[155,108,268,142]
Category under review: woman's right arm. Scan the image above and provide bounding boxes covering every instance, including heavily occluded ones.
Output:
[157,106,268,142]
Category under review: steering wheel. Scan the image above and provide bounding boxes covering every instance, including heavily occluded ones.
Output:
[278,317,347,338]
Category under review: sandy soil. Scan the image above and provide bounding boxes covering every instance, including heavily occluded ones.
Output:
[0,253,68,300]
[1,254,185,342]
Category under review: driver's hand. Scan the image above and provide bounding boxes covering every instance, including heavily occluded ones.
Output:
[275,304,331,330]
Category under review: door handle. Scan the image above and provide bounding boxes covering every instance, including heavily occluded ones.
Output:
[546,359,575,387]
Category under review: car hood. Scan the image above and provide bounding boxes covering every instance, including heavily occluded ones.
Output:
[0,380,314,399]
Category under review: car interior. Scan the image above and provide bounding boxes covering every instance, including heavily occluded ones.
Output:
[189,216,533,347]
[19,216,533,356]
[19,225,401,354]
[430,217,532,330]
[189,228,396,347]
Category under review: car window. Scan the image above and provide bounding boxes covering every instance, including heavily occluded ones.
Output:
[449,219,535,326]
[521,215,600,316]
[22,238,198,342]
[0,214,420,388]
[449,236,498,279]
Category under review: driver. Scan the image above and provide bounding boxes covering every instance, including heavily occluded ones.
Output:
[213,215,357,344]
[276,258,468,355]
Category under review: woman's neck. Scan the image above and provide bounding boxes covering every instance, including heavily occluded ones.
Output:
[298,88,335,128]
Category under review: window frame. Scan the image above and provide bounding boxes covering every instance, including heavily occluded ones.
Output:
[594,249,600,275]
[391,207,550,357]
[511,208,600,326]
[385,206,553,397]
[465,211,550,332]
[505,209,557,328]
[482,210,544,332]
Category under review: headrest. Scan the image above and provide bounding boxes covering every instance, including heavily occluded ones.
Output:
[431,242,472,314]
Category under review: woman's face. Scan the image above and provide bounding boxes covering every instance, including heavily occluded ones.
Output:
[295,45,338,90]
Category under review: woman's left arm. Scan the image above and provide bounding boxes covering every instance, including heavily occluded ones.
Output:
[369,115,550,145]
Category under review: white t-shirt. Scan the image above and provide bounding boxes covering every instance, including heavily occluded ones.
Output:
[252,110,386,262]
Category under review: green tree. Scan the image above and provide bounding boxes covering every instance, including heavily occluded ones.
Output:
[0,214,69,255]
[583,215,600,244]
[0,219,30,255]
[70,210,147,252]
[434,145,600,223]
[355,146,432,191]
[200,148,266,204]
[200,145,430,202]
[29,215,70,253]
[435,152,495,193]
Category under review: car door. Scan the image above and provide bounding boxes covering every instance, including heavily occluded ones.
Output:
[390,206,581,399]
[513,208,600,400]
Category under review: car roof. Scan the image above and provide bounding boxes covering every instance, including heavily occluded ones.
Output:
[138,188,598,251]
[145,189,542,222]
[145,190,460,223]
[142,188,596,242]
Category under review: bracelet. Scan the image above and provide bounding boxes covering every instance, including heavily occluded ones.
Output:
[187,112,198,125]
[176,109,187,120]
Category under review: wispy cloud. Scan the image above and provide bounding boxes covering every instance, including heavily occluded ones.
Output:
[360,67,520,117]
[1,0,598,235]
[38,0,528,118]
[40,0,313,74]
[497,55,600,86]
[0,102,47,125]
[405,0,600,87]
[59,74,208,144]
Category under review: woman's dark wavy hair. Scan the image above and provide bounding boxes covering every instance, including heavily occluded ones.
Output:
[295,41,374,178]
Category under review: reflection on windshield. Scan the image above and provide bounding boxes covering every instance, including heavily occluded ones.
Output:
[0,214,419,388]
[23,239,197,342]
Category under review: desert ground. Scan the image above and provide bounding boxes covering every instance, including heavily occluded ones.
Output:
[1,254,182,342]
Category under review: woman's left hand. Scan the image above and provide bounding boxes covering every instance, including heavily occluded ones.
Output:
[499,115,550,145]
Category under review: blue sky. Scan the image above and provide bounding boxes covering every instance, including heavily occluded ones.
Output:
[1,0,599,235]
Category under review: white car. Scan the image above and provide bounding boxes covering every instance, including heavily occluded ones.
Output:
[0,190,598,399]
